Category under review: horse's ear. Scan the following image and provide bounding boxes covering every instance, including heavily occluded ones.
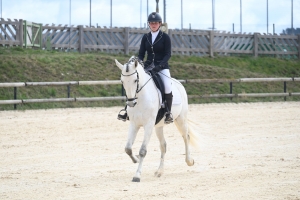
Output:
[135,60,138,68]
[115,59,123,70]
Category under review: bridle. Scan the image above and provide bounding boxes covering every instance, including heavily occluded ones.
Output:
[121,69,139,107]
[121,57,153,107]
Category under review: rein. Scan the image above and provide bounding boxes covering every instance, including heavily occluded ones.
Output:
[121,70,154,94]
[121,58,154,106]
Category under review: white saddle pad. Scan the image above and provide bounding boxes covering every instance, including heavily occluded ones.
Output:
[157,82,182,106]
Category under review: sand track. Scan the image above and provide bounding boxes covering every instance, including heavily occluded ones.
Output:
[1,102,300,199]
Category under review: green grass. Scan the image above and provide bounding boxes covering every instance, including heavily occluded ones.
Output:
[0,47,299,110]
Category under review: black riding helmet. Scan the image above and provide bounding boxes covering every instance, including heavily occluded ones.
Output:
[148,12,162,23]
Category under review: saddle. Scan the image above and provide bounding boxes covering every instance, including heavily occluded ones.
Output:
[150,71,167,125]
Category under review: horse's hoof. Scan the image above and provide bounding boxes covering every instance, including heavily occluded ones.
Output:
[187,159,194,166]
[132,177,140,182]
[154,171,162,177]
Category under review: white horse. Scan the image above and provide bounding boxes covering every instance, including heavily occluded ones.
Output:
[115,56,200,182]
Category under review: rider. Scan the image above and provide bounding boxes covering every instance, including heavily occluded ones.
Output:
[118,12,173,124]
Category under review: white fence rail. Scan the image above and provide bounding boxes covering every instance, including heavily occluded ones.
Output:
[1,78,299,109]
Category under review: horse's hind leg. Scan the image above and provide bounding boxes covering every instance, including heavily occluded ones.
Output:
[125,124,140,164]
[154,126,166,177]
[174,117,194,166]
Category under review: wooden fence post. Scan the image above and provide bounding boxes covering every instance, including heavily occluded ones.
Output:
[209,31,214,57]
[168,29,173,53]
[23,20,27,48]
[284,81,287,101]
[124,27,129,55]
[39,23,42,49]
[168,29,172,38]
[67,85,70,98]
[18,19,24,47]
[78,25,84,53]
[14,87,17,110]
[230,82,233,101]
[298,35,300,60]
[253,33,258,57]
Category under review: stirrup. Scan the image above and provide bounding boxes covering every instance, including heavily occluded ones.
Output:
[117,109,128,122]
[164,113,173,124]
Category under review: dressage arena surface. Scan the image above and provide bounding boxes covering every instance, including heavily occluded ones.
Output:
[1,102,300,200]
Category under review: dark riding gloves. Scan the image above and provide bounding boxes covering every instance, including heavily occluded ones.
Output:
[138,58,144,66]
[152,65,161,73]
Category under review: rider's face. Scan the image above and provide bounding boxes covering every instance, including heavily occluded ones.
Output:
[149,22,161,32]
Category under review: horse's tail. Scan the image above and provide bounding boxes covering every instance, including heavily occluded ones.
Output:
[186,119,213,150]
[187,120,202,148]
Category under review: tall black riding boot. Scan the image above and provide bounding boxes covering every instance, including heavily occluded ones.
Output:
[164,92,173,124]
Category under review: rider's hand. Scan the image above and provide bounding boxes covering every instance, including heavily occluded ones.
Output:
[152,65,161,73]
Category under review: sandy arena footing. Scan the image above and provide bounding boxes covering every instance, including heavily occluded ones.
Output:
[1,102,300,199]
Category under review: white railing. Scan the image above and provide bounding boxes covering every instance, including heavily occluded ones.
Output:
[1,77,299,109]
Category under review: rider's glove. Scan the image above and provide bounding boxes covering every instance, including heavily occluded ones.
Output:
[152,65,161,73]
[138,58,144,66]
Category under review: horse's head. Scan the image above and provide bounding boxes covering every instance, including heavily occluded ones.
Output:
[115,56,140,107]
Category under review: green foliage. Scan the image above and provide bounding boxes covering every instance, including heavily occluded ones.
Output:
[48,88,56,97]
[0,47,299,110]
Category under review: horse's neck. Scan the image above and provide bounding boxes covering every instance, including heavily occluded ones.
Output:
[137,68,150,85]
[136,68,157,99]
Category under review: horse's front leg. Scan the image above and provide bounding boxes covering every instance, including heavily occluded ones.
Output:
[154,126,166,177]
[132,123,154,182]
[125,123,140,164]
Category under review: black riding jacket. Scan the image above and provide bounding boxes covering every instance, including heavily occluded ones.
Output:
[138,30,171,70]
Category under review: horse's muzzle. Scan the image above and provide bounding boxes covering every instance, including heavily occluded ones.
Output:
[126,99,137,107]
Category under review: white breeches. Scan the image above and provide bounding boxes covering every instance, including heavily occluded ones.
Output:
[160,69,172,94]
